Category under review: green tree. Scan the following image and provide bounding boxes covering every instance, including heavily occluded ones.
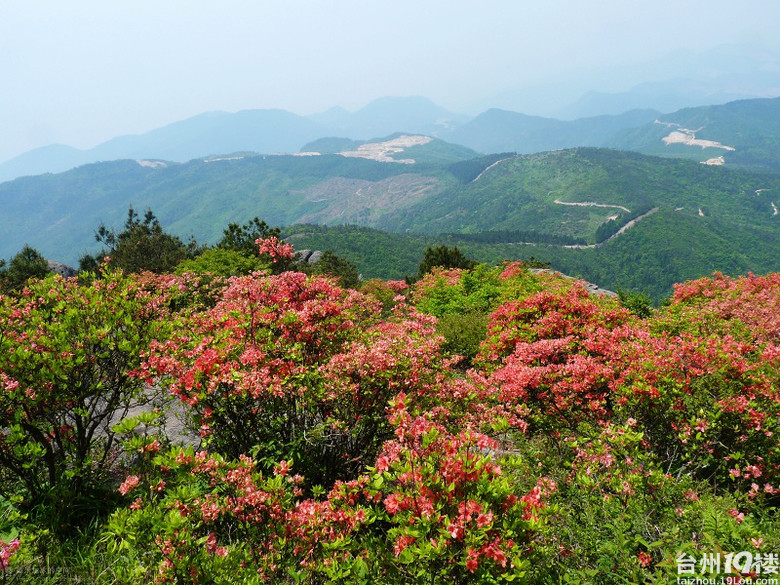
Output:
[0,245,50,292]
[217,217,281,258]
[175,248,270,278]
[80,206,198,274]
[311,249,361,289]
[0,270,167,531]
[617,287,654,318]
[417,244,476,279]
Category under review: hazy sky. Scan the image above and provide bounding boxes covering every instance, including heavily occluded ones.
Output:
[2,0,779,163]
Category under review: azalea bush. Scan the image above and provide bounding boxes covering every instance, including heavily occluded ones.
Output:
[614,328,780,494]
[363,397,554,584]
[0,270,168,530]
[470,275,780,498]
[659,271,780,343]
[522,421,780,583]
[140,267,449,487]
[104,397,554,584]
[4,258,780,583]
[476,286,632,433]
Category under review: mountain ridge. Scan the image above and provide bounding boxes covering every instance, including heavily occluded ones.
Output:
[4,94,780,183]
[3,145,780,302]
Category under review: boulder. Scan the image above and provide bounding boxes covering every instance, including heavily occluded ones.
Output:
[47,260,77,278]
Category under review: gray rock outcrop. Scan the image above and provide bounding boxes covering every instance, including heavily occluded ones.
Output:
[47,260,77,277]
[529,268,617,298]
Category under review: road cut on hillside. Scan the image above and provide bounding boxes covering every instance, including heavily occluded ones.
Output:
[553,198,631,213]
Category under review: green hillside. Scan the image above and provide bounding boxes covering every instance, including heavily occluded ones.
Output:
[285,148,780,299]
[3,145,780,300]
[381,148,780,239]
[0,154,453,265]
[611,97,780,173]
[284,204,780,302]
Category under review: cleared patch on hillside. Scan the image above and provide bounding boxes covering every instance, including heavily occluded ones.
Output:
[296,174,442,224]
[338,135,433,163]
[136,159,168,168]
[656,121,735,151]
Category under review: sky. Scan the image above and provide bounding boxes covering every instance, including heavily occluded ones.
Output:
[2,0,780,163]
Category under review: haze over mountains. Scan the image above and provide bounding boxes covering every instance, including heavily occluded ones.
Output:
[3,43,780,183]
[2,40,780,300]
[3,99,780,301]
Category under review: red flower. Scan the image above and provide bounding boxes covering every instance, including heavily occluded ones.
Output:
[118,475,140,495]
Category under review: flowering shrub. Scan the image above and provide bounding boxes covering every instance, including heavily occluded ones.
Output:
[7,262,780,582]
[359,278,403,316]
[527,420,779,582]
[362,398,554,583]
[472,276,780,497]
[612,340,780,498]
[478,285,631,367]
[255,236,295,274]
[664,272,780,343]
[534,422,691,581]
[0,270,168,528]
[105,402,553,583]
[0,536,20,572]
[140,271,452,486]
[477,286,632,432]
[255,236,294,262]
[104,447,296,583]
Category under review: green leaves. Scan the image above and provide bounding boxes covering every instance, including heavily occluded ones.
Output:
[0,270,168,531]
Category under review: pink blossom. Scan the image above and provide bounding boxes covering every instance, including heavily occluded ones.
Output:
[118,475,140,495]
[0,538,20,570]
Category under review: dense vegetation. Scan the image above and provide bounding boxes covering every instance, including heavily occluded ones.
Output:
[0,232,779,582]
[0,154,455,266]
[4,144,780,304]
[611,97,780,173]
[276,148,780,300]
[4,95,780,581]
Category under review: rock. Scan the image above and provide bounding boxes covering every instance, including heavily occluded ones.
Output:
[307,251,323,264]
[529,268,617,298]
[296,249,314,262]
[47,260,77,278]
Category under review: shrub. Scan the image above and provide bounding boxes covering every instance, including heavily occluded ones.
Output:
[411,263,545,365]
[140,271,448,487]
[477,286,632,433]
[0,270,168,530]
[104,402,554,584]
[174,248,269,278]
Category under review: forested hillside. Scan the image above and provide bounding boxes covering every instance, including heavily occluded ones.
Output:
[610,97,780,173]
[3,144,780,300]
[285,148,780,299]
[0,153,454,265]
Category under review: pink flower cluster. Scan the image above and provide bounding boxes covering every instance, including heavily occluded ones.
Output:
[255,236,294,262]
[0,538,20,570]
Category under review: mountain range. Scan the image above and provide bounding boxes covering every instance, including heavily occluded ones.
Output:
[3,90,780,184]
[3,127,780,300]
[3,72,780,300]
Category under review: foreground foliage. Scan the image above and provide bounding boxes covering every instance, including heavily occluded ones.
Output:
[0,257,779,583]
[0,270,168,531]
